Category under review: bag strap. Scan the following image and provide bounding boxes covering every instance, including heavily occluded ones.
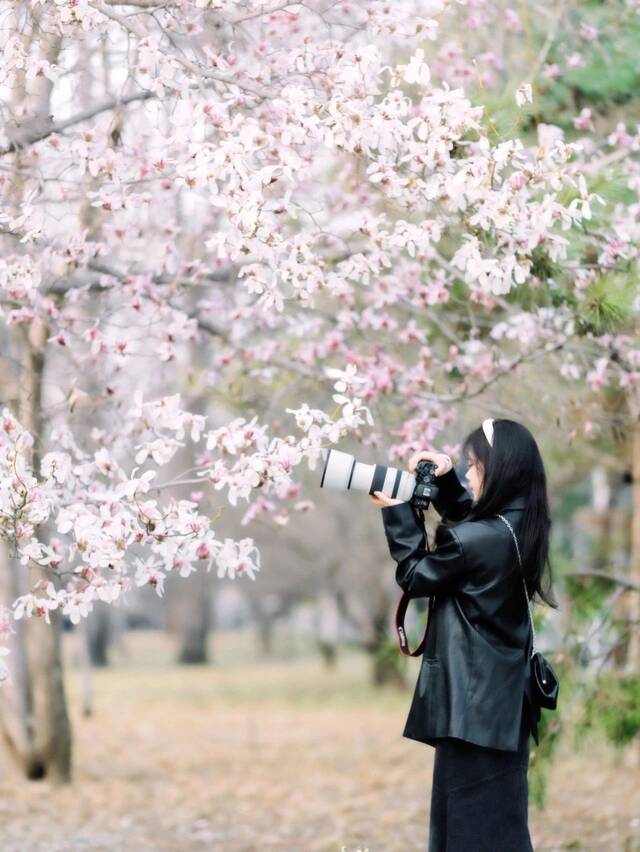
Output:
[392,504,432,656]
[495,512,539,656]
[394,591,433,656]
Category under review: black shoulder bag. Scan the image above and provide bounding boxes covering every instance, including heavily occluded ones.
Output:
[495,512,559,711]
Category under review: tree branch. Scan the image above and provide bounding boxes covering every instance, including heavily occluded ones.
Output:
[427,339,567,403]
[90,1,273,100]
[1,91,155,157]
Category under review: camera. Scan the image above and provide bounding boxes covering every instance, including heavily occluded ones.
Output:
[319,448,440,510]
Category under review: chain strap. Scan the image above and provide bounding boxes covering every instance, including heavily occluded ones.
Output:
[495,512,538,657]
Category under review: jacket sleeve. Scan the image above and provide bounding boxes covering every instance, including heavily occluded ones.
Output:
[380,501,468,598]
[430,465,473,522]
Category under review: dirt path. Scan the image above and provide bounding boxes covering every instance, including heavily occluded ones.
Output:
[0,636,637,851]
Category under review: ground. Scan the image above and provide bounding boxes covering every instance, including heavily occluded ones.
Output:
[0,630,637,851]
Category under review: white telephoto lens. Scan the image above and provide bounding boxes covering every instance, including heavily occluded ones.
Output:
[320,448,415,502]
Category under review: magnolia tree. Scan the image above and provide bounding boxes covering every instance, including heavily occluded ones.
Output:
[0,378,371,618]
[0,0,639,778]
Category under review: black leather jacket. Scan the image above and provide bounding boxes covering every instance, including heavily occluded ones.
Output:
[381,465,541,751]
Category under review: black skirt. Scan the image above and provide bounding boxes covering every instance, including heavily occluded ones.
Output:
[427,700,534,852]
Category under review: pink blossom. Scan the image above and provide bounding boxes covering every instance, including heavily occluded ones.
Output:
[573,108,595,132]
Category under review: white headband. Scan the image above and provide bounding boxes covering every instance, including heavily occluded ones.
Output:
[482,418,495,446]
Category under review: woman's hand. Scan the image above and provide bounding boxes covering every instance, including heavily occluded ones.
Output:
[369,490,404,507]
[407,450,453,477]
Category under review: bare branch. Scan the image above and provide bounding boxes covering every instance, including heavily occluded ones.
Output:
[101,0,301,25]
[427,340,567,403]
[1,91,155,157]
[90,1,273,100]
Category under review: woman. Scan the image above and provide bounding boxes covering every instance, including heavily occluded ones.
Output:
[370,417,558,852]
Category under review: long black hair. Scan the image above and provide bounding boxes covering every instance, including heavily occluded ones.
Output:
[442,418,558,610]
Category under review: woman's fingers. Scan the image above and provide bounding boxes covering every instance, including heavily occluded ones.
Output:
[408,450,436,473]
[408,451,452,476]
[433,455,452,476]
[371,491,403,507]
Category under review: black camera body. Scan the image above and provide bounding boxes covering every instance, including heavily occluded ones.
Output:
[411,460,440,511]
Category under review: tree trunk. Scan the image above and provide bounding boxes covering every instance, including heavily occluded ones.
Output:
[177,568,212,664]
[86,604,113,668]
[626,418,640,672]
[0,323,72,782]
[621,405,640,768]
[313,592,340,669]
[367,594,406,688]
[255,607,275,658]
